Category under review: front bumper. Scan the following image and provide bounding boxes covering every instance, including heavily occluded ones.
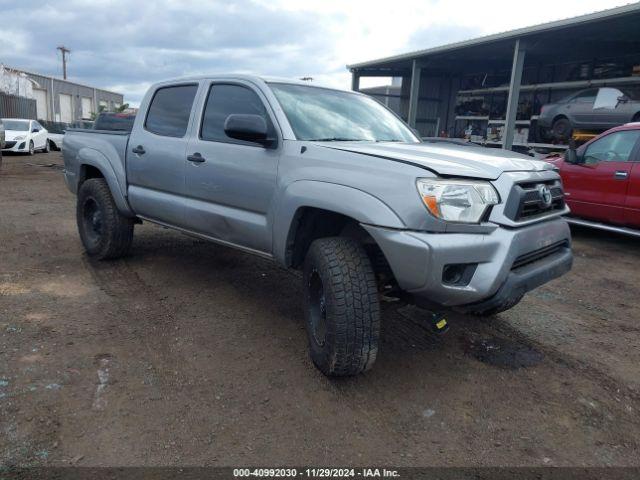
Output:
[2,140,28,152]
[364,217,572,308]
[460,243,571,313]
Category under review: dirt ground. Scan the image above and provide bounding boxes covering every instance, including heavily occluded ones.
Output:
[1,151,639,468]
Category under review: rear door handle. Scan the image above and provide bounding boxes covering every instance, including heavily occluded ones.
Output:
[187,153,206,163]
[132,145,145,155]
[614,170,628,179]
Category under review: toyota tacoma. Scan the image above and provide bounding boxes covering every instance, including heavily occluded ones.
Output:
[63,75,573,376]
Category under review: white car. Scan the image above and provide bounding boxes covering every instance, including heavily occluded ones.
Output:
[47,132,65,151]
[1,118,50,155]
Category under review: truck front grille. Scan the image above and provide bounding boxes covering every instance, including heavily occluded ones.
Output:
[504,180,565,222]
[512,240,569,270]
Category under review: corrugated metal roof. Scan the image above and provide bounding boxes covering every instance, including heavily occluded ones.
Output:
[347,2,640,70]
[4,65,123,97]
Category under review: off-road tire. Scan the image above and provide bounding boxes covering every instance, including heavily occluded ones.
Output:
[303,237,380,376]
[551,117,573,141]
[28,140,35,156]
[77,178,134,260]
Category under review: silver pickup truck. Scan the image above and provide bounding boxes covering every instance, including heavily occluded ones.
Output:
[63,75,573,376]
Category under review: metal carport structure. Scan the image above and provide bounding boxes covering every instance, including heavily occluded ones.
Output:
[347,2,640,150]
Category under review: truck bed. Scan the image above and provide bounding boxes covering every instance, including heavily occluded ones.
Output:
[62,128,130,199]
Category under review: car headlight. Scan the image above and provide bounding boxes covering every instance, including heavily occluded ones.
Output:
[14,135,26,141]
[416,178,499,223]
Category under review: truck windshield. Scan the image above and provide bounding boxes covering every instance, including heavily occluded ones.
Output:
[268,83,419,143]
[2,119,30,131]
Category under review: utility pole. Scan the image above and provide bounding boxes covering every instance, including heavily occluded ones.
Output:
[57,46,70,79]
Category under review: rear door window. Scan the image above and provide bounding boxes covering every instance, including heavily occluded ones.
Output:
[145,85,198,137]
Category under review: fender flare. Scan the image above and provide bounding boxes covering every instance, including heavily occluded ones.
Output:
[272,180,405,265]
[77,147,134,217]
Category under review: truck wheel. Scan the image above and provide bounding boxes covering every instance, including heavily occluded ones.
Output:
[551,118,572,141]
[303,237,380,376]
[77,178,134,260]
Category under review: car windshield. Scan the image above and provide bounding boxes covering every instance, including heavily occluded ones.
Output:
[2,119,30,131]
[622,87,640,100]
[268,83,419,143]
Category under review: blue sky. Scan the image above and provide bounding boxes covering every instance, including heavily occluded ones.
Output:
[0,0,630,105]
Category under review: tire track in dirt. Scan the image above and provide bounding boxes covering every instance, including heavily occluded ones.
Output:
[489,315,640,401]
[82,256,188,404]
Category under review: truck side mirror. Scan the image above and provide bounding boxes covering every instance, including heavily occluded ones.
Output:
[564,149,577,164]
[224,114,274,147]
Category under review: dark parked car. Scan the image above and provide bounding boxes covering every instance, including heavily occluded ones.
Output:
[71,120,95,129]
[538,87,640,140]
[94,112,136,132]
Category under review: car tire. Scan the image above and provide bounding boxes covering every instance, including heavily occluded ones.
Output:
[28,140,35,156]
[303,237,380,376]
[551,118,573,141]
[43,139,50,153]
[77,178,134,260]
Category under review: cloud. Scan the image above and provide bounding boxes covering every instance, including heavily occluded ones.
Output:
[0,0,633,104]
[0,0,341,104]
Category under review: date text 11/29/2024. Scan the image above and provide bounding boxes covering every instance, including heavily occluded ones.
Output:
[233,468,400,478]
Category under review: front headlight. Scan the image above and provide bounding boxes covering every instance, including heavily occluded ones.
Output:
[416,178,499,223]
[14,135,26,141]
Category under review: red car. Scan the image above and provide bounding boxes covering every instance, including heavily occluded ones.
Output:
[546,122,640,235]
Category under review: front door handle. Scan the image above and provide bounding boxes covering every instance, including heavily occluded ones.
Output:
[614,170,628,179]
[187,153,206,163]
[132,145,145,155]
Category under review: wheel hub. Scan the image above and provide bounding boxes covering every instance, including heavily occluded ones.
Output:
[83,198,102,244]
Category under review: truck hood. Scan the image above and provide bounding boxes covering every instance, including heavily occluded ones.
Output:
[319,142,553,180]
